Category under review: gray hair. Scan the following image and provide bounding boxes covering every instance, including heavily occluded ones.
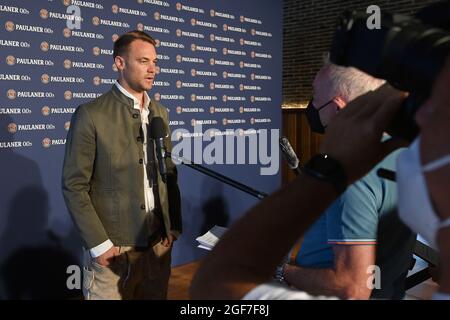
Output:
[319,56,385,102]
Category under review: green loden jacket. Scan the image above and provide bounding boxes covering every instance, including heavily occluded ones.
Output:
[62,85,182,249]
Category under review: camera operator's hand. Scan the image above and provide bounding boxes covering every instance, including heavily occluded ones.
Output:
[320,84,409,185]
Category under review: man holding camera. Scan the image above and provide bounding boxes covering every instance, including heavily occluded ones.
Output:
[190,81,410,299]
[191,51,450,300]
[280,63,416,299]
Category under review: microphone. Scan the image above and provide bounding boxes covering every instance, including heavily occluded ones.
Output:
[279,136,301,175]
[150,116,167,184]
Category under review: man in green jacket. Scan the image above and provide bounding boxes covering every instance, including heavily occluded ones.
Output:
[62,31,182,300]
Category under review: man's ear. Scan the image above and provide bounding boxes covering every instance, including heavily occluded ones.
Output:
[114,56,125,71]
[333,96,346,110]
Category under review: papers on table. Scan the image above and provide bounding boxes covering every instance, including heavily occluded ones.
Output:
[195,225,228,251]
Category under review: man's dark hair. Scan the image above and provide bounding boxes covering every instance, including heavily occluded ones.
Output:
[113,30,156,59]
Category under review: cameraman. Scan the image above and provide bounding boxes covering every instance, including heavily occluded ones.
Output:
[284,62,415,300]
[190,57,450,300]
[190,82,408,299]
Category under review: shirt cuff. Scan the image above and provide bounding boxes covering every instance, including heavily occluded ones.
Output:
[89,239,114,258]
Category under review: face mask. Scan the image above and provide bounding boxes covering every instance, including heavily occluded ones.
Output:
[397,138,450,249]
[305,99,334,134]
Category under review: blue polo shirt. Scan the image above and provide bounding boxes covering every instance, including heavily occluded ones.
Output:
[296,149,416,299]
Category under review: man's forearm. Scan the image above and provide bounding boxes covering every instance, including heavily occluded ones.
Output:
[284,265,340,297]
[284,264,370,299]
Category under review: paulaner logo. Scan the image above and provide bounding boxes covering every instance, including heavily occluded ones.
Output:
[42,138,51,148]
[7,122,17,133]
[40,9,49,19]
[7,89,16,100]
[6,55,15,66]
[41,74,50,84]
[5,21,15,32]
[41,106,50,116]
[63,27,72,38]
[92,46,100,56]
[64,59,72,69]
[92,16,100,26]
[64,90,73,100]
[93,76,101,86]
[40,41,49,52]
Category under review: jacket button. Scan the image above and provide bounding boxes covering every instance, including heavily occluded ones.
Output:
[139,159,143,164]
[141,204,146,210]
[133,114,139,119]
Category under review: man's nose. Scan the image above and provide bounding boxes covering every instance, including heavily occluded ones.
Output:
[147,63,156,73]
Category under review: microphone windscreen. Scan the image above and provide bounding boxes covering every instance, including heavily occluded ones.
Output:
[150,116,166,139]
[279,136,299,169]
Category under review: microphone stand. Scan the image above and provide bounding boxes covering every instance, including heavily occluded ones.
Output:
[165,151,268,200]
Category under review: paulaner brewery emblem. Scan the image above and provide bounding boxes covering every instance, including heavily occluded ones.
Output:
[63,28,72,38]
[40,41,49,52]
[41,74,50,84]
[92,46,100,56]
[5,21,15,32]
[6,55,16,66]
[41,106,50,116]
[93,76,101,86]
[40,9,49,19]
[7,123,17,133]
[7,89,16,100]
[64,90,73,100]
[42,138,51,148]
[92,16,100,26]
[64,59,72,69]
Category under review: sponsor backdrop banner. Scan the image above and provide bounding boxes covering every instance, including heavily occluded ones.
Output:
[0,0,282,297]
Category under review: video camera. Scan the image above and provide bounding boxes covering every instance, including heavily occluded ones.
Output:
[330,1,450,140]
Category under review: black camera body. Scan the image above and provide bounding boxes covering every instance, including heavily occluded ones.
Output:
[330,1,450,140]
